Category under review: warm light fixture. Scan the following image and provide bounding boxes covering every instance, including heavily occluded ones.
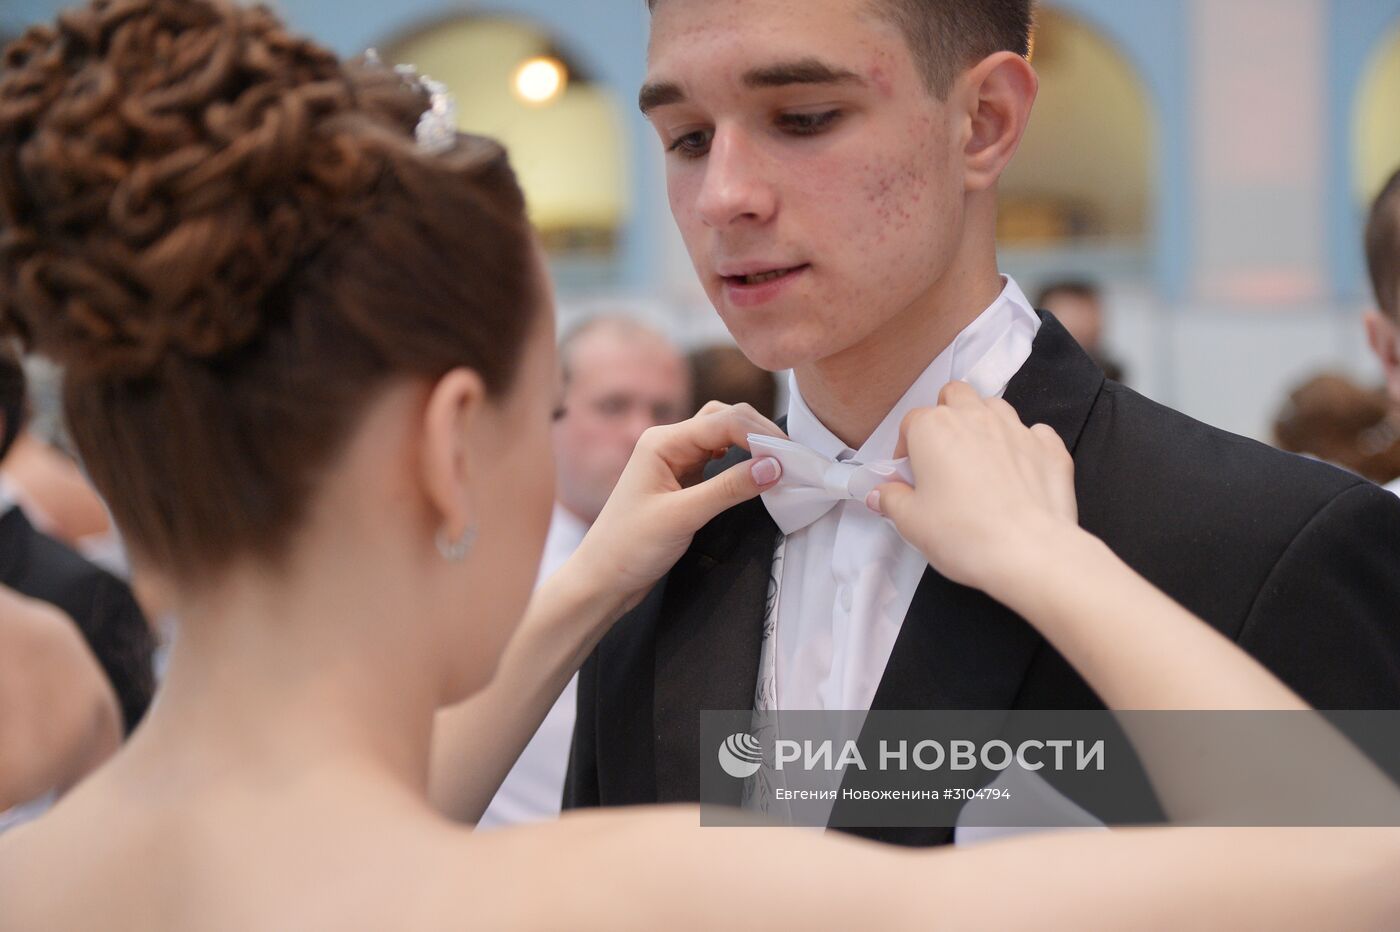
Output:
[513,56,567,106]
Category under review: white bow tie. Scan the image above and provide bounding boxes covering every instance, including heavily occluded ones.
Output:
[748,433,914,535]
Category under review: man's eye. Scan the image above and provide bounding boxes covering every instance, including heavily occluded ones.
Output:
[596,397,630,417]
[777,110,843,136]
[667,129,713,159]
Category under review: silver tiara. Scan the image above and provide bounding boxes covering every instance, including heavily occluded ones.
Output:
[364,49,459,155]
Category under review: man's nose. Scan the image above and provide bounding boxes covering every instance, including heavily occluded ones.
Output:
[695,127,778,230]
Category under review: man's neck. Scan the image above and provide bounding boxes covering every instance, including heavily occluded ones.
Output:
[794,270,1006,450]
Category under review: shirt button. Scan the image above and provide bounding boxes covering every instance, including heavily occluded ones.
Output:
[839,585,853,612]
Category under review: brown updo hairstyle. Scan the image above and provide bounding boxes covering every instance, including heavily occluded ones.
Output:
[0,0,539,584]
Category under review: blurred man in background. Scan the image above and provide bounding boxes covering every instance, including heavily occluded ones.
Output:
[1034,279,1127,383]
[549,318,693,531]
[1364,167,1400,498]
[476,316,690,827]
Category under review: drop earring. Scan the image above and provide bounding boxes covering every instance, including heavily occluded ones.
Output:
[435,524,478,562]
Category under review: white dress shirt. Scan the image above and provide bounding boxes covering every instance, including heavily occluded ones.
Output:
[769,277,1041,713]
[477,502,589,829]
[1387,476,1400,498]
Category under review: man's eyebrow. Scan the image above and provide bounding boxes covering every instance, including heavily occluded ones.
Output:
[743,58,865,90]
[638,59,864,115]
[639,81,685,115]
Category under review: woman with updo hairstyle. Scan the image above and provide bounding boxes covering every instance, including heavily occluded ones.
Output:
[1,2,1398,929]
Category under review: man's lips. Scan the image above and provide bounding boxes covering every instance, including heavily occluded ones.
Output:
[717,263,811,308]
[719,264,811,287]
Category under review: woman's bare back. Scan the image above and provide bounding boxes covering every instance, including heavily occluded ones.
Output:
[0,762,535,932]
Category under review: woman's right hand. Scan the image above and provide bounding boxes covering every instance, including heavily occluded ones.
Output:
[871,381,1080,596]
[563,401,786,614]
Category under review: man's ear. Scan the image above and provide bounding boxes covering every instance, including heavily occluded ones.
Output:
[419,368,489,543]
[959,51,1039,194]
[1365,311,1400,404]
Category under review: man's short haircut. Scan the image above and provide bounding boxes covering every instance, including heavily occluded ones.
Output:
[1365,167,1400,322]
[870,0,1035,96]
[647,0,1034,98]
[558,315,677,386]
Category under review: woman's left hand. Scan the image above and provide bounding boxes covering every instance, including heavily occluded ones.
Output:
[872,381,1078,596]
[564,401,786,613]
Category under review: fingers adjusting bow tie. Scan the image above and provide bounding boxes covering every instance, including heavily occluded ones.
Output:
[748,434,914,535]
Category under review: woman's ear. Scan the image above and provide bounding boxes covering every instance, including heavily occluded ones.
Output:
[419,368,489,543]
[960,51,1039,194]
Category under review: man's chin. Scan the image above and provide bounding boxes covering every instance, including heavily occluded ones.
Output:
[710,298,850,372]
[721,331,824,374]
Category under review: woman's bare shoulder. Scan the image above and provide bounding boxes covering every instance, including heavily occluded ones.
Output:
[0,804,105,931]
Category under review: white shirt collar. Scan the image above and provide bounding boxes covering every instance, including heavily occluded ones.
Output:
[550,501,590,543]
[0,474,19,515]
[785,276,1040,463]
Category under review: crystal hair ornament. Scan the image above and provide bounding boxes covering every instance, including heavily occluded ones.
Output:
[363,50,459,155]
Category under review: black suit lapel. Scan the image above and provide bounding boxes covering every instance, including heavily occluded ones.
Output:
[1001,311,1106,455]
[868,311,1103,714]
[652,448,780,805]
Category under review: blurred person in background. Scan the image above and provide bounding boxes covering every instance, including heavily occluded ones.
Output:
[1273,373,1400,487]
[0,427,113,551]
[0,347,156,735]
[687,343,779,419]
[0,353,116,556]
[463,316,691,828]
[1034,280,1127,383]
[550,317,693,528]
[0,585,121,832]
[1364,167,1400,497]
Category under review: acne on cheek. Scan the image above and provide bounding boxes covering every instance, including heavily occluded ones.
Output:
[846,103,937,220]
[861,161,928,231]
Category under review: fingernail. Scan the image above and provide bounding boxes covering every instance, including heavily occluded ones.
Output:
[865,490,882,514]
[751,457,781,486]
